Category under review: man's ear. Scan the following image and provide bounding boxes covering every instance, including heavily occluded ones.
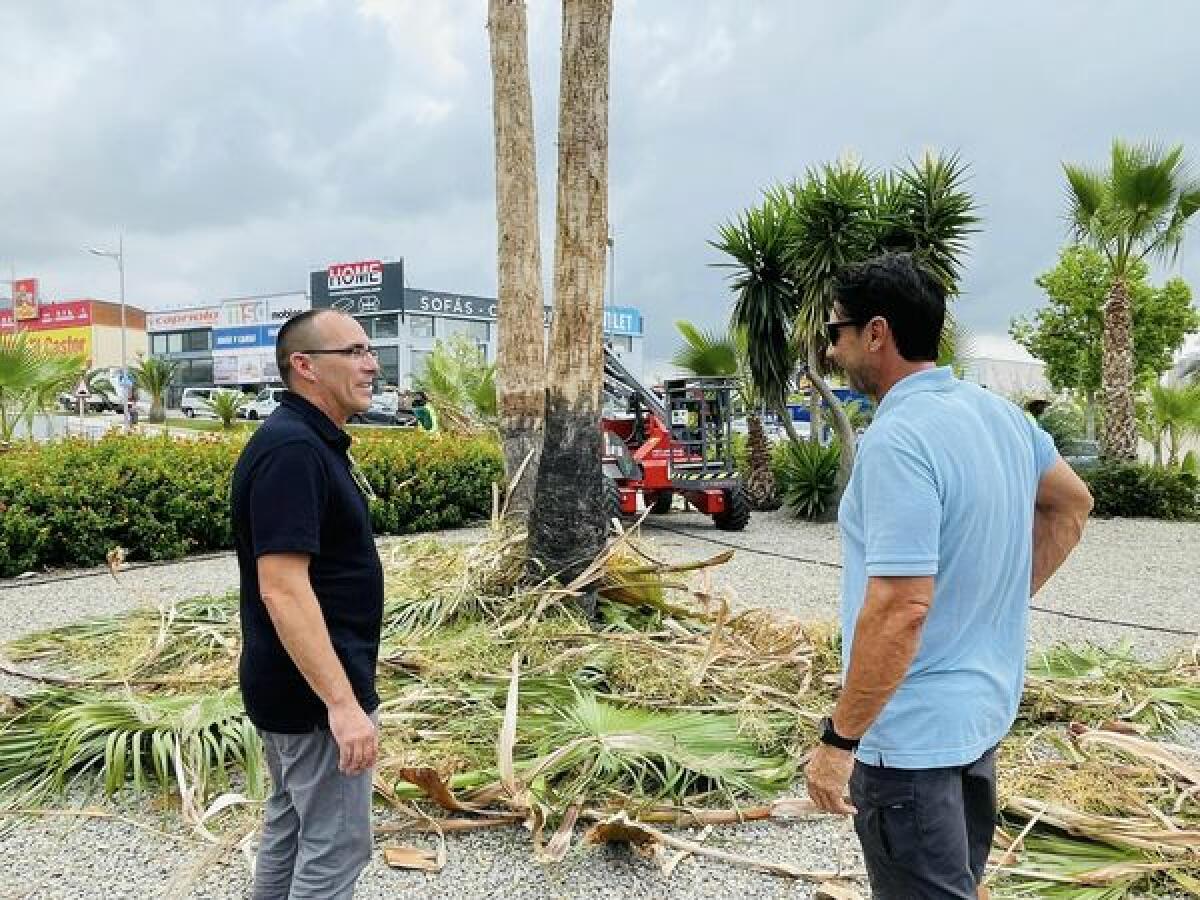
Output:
[289,353,318,384]
[866,316,888,352]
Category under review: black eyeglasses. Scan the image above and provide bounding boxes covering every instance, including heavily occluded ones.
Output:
[299,344,379,360]
[824,319,862,346]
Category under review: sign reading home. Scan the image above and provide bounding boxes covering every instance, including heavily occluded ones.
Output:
[310,259,404,314]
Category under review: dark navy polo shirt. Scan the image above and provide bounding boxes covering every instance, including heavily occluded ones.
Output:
[231,391,384,733]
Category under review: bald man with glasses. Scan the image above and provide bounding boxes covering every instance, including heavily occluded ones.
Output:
[231,309,384,899]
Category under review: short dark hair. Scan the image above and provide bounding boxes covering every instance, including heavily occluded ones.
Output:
[275,309,334,387]
[833,253,946,362]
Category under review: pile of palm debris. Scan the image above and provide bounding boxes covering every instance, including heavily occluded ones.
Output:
[0,523,1196,896]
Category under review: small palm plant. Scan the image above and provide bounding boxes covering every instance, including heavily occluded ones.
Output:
[203,391,245,430]
[413,335,497,433]
[131,357,179,424]
[1139,382,1200,467]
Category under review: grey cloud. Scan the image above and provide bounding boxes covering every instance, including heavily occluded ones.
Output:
[2,1,1199,362]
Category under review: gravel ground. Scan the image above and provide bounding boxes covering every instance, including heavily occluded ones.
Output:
[0,511,1197,899]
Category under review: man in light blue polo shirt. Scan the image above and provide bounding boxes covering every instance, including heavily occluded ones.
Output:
[804,253,1094,899]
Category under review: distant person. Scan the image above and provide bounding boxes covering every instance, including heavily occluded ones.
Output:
[805,253,1093,899]
[411,390,438,431]
[231,309,383,899]
[1024,397,1051,426]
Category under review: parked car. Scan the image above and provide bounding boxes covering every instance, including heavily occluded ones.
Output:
[181,387,243,418]
[57,390,116,413]
[237,387,286,420]
[1062,438,1100,471]
[349,408,418,427]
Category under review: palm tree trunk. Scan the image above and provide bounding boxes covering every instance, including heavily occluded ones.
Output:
[489,0,545,519]
[807,382,823,443]
[744,414,779,510]
[527,0,613,607]
[804,355,856,523]
[1101,279,1138,461]
[1084,389,1096,442]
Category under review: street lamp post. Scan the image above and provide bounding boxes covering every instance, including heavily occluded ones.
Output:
[87,236,128,425]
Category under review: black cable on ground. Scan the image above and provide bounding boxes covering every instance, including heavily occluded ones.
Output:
[643,520,1200,638]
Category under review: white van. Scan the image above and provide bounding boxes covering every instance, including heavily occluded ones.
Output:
[181,387,242,418]
[237,387,286,420]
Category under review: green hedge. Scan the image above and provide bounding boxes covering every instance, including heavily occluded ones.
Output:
[1079,462,1198,520]
[0,432,503,577]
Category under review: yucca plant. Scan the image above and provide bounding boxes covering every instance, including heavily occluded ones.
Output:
[774,440,841,520]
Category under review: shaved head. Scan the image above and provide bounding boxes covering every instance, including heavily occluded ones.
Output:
[276,309,338,387]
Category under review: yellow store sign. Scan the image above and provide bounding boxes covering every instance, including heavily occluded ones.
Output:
[23,326,92,360]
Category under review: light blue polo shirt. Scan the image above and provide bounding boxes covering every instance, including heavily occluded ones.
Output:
[838,367,1058,768]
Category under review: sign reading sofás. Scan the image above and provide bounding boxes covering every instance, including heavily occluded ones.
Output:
[403,289,554,327]
[310,260,404,315]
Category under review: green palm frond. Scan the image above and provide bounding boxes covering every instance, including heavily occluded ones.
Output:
[1065,140,1200,274]
[412,335,497,431]
[0,687,262,805]
[671,321,738,376]
[519,691,794,805]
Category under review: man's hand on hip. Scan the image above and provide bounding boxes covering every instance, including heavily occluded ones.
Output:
[328,702,378,775]
[805,743,857,815]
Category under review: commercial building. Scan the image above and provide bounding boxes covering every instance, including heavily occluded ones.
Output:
[1,298,148,368]
[148,257,646,404]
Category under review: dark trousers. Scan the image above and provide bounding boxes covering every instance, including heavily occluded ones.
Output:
[849,747,996,899]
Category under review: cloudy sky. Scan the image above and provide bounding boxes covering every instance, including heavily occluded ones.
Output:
[3,0,1199,367]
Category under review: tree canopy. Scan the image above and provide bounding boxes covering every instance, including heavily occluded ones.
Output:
[1010,245,1198,394]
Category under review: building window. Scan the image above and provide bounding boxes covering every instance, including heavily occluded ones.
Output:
[151,334,168,355]
[167,333,184,354]
[442,318,489,343]
[374,314,400,339]
[409,315,434,338]
[376,345,399,385]
[185,329,211,352]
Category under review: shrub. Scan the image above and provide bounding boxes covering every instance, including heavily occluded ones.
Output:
[1038,401,1086,452]
[773,440,841,520]
[1080,462,1198,520]
[0,431,503,577]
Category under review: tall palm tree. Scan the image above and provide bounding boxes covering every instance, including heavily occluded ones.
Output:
[489,0,546,517]
[131,356,178,424]
[1064,140,1200,460]
[672,320,780,510]
[527,0,613,603]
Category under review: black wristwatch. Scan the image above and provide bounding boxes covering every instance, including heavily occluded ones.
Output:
[818,716,860,752]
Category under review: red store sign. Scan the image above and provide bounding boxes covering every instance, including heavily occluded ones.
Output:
[0,299,92,332]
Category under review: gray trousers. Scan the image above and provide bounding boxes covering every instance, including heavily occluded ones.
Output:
[253,724,374,900]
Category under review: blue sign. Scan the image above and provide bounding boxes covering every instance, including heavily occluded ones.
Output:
[214,325,270,350]
[603,306,642,336]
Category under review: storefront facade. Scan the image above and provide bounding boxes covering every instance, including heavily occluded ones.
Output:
[1,299,148,369]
